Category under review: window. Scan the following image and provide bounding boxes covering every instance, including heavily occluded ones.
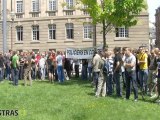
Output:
[84,24,93,39]
[32,26,39,40]
[49,0,57,11]
[116,27,129,38]
[66,23,74,39]
[65,11,73,15]
[32,13,39,17]
[66,0,74,10]
[32,0,39,12]
[16,26,23,41]
[83,11,89,15]
[16,0,23,13]
[16,14,23,18]
[48,12,56,16]
[49,24,56,40]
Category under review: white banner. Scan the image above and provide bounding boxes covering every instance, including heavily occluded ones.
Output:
[66,46,103,59]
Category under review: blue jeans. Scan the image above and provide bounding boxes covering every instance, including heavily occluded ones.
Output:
[5,66,11,80]
[113,72,122,97]
[125,71,138,99]
[88,67,92,80]
[93,72,100,90]
[139,69,148,93]
[106,73,113,95]
[31,67,36,80]
[12,68,19,86]
[57,66,64,82]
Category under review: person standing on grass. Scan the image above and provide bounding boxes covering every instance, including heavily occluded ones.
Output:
[64,57,71,80]
[46,52,55,83]
[155,51,160,103]
[147,49,158,97]
[11,51,20,86]
[39,53,46,80]
[137,46,148,94]
[92,51,101,91]
[24,51,32,86]
[31,52,36,80]
[124,47,138,101]
[56,51,64,83]
[88,59,92,81]
[74,59,80,78]
[19,51,25,80]
[113,47,123,97]
[0,52,5,82]
[81,59,88,80]
[105,50,114,96]
[95,51,106,97]
[35,52,41,79]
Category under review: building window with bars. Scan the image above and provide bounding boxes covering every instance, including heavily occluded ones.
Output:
[84,24,93,39]
[82,5,89,15]
[66,0,74,10]
[16,0,23,13]
[32,26,39,40]
[65,11,73,15]
[83,11,89,15]
[16,26,23,41]
[32,13,39,17]
[49,0,57,11]
[49,24,56,40]
[116,27,129,38]
[66,23,74,39]
[48,12,56,16]
[32,0,39,12]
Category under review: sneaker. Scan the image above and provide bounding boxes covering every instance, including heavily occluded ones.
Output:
[95,94,99,98]
[134,99,138,102]
[150,94,158,99]
[155,99,160,103]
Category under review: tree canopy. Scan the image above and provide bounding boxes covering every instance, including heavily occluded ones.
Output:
[78,0,147,48]
[79,0,147,27]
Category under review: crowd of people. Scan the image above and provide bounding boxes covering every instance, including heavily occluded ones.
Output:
[0,46,160,103]
[93,46,160,103]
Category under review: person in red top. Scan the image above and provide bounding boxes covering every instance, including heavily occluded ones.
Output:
[35,52,41,79]
[35,52,41,65]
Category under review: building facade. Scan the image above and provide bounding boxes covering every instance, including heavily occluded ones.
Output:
[0,0,149,52]
[155,6,160,48]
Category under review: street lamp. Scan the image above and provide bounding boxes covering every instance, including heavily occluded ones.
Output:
[10,11,15,50]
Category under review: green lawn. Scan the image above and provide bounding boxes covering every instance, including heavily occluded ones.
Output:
[0,78,160,120]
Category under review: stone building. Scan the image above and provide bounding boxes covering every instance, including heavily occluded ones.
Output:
[155,6,160,48]
[0,0,149,52]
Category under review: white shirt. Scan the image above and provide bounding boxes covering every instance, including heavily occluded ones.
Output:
[39,57,46,68]
[56,55,63,66]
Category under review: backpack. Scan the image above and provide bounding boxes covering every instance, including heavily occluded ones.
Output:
[103,59,109,74]
[103,58,113,75]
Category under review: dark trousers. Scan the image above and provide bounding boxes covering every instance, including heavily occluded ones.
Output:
[0,68,4,81]
[19,66,24,80]
[31,67,36,80]
[93,72,100,90]
[75,65,79,77]
[157,78,160,96]
[125,71,138,99]
[113,72,122,97]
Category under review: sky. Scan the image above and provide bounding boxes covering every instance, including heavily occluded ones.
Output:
[147,0,160,22]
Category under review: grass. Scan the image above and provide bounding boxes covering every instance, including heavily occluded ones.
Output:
[0,78,160,120]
